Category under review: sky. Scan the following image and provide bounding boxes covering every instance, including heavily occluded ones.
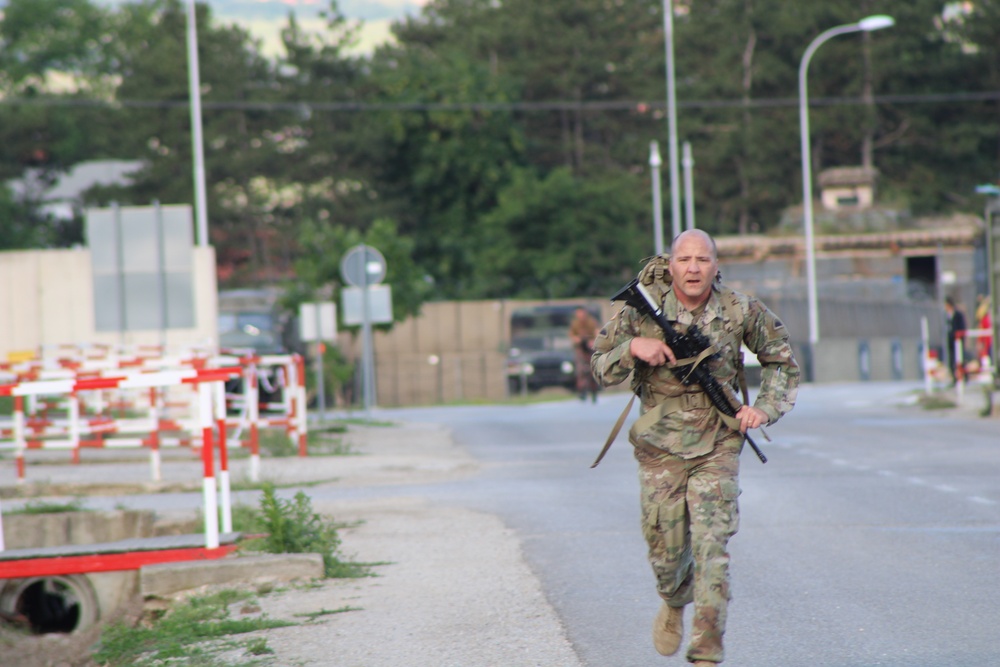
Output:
[95,0,429,56]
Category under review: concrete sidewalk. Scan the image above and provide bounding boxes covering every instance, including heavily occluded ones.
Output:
[0,422,584,667]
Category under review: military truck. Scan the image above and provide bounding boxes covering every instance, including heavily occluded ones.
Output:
[506,304,602,394]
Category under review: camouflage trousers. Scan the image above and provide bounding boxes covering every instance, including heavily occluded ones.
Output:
[635,434,742,663]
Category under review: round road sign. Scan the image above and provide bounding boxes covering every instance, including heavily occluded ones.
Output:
[340,244,387,287]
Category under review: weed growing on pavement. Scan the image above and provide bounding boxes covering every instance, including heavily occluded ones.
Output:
[92,588,292,667]
[245,637,274,656]
[307,430,356,455]
[236,483,370,578]
[8,498,86,514]
[310,422,348,434]
[917,393,957,410]
[333,416,397,427]
[256,428,355,457]
[294,606,363,621]
[229,477,336,492]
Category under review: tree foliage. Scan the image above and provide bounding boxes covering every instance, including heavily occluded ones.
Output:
[0,0,998,315]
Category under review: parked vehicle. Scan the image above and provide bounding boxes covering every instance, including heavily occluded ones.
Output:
[506,304,602,394]
[217,288,295,355]
[217,288,300,410]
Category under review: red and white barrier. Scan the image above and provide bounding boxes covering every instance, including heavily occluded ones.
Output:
[1,355,309,478]
[0,365,240,551]
[1,348,310,551]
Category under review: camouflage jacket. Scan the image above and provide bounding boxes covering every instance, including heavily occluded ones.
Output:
[591,284,799,458]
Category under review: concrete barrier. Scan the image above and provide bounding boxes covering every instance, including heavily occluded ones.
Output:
[0,510,323,634]
[141,553,324,597]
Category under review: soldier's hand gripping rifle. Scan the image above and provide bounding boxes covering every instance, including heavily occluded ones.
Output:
[612,278,768,463]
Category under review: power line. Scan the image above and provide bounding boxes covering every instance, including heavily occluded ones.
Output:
[1,90,998,113]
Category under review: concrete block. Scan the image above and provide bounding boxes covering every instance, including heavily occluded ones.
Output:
[3,510,156,550]
[140,553,324,597]
[87,570,140,623]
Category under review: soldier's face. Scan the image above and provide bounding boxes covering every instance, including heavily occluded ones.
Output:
[669,234,718,308]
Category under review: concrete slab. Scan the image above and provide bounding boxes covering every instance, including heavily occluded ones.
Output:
[141,553,324,597]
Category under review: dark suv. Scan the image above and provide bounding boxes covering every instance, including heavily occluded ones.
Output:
[506,304,602,394]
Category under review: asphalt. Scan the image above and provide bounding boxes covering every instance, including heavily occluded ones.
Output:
[0,419,584,667]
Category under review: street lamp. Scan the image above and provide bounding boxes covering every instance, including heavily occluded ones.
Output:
[661,0,681,240]
[799,15,894,358]
[185,0,209,247]
[650,140,665,254]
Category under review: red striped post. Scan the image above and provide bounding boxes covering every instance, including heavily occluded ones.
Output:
[198,382,219,549]
[294,355,308,456]
[214,381,232,534]
[14,396,25,483]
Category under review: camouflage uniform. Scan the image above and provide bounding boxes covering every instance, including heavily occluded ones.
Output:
[591,282,798,663]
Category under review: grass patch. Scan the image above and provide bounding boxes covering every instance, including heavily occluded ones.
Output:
[7,498,87,514]
[228,477,338,492]
[92,588,293,667]
[234,484,371,579]
[917,393,957,410]
[257,429,355,457]
[306,431,355,456]
[309,423,349,434]
[331,416,397,427]
[245,637,274,656]
[257,430,298,457]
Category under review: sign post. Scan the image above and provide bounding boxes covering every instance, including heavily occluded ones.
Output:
[341,245,388,415]
[299,302,337,423]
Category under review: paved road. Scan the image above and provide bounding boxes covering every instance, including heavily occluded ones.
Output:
[333,382,999,667]
[10,381,996,666]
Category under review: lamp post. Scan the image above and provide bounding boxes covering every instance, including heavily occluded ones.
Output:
[650,141,665,254]
[682,141,695,230]
[799,15,894,359]
[661,0,681,240]
[186,0,209,247]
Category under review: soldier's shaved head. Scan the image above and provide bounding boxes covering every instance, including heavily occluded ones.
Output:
[671,229,717,260]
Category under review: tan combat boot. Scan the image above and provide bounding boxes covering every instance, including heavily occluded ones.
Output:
[652,601,684,656]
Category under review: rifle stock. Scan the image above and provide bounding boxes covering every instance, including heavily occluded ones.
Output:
[614,278,767,463]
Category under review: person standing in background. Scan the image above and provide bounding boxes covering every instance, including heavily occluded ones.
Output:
[568,307,600,402]
[944,296,967,384]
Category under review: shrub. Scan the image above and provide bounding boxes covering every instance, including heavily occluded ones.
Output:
[241,483,367,578]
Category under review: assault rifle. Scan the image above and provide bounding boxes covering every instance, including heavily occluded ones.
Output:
[612,278,767,463]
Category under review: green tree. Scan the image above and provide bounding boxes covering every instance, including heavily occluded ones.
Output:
[359,41,526,298]
[291,216,430,326]
[475,167,648,298]
[93,0,294,283]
